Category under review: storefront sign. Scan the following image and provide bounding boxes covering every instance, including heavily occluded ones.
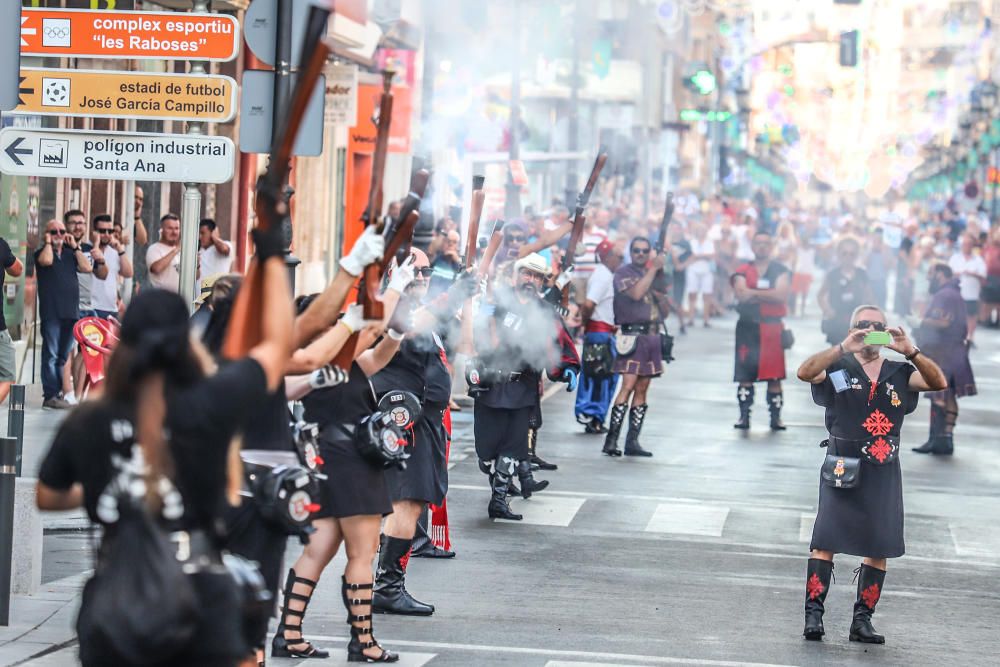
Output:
[325,64,358,126]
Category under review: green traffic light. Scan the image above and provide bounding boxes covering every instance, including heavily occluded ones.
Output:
[691,70,716,95]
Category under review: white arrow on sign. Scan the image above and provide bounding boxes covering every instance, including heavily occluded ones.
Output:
[0,127,235,184]
[20,16,36,47]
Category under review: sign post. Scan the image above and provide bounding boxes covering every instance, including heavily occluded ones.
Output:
[0,128,236,184]
[19,8,240,61]
[12,68,237,122]
[1,4,22,111]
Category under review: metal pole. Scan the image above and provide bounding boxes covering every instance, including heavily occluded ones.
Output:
[504,0,523,219]
[274,0,300,291]
[6,386,24,477]
[179,0,210,308]
[0,436,17,626]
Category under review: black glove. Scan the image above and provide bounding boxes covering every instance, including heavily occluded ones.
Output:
[447,270,480,307]
[252,224,285,262]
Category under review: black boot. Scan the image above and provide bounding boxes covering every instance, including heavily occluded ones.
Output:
[516,460,549,499]
[849,564,886,644]
[342,577,399,663]
[734,385,754,429]
[624,404,652,457]
[528,426,558,470]
[767,390,786,431]
[409,511,455,559]
[372,536,434,616]
[603,403,627,456]
[913,402,945,453]
[488,457,522,520]
[271,569,330,659]
[803,558,833,640]
[584,416,607,434]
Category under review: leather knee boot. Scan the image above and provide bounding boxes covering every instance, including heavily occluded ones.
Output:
[372,536,434,616]
[849,564,886,644]
[913,401,945,453]
[767,390,786,431]
[603,403,627,456]
[803,558,833,640]
[623,404,652,457]
[734,385,754,430]
[488,457,522,520]
[516,459,549,499]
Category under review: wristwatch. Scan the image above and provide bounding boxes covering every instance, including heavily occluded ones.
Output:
[117,250,126,256]
[905,347,921,361]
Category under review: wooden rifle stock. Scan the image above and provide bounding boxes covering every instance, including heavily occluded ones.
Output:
[652,192,676,300]
[478,220,505,278]
[464,175,486,269]
[560,153,607,307]
[222,5,331,360]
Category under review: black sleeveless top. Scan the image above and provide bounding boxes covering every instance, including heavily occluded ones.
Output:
[300,362,376,443]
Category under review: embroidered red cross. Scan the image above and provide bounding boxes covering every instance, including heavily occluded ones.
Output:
[862,409,893,437]
[869,437,892,464]
[861,582,881,608]
[807,573,825,600]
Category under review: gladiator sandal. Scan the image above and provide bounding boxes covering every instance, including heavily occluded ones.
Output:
[913,401,945,453]
[271,569,330,659]
[372,535,434,616]
[516,459,549,499]
[734,385,754,430]
[624,404,653,457]
[602,403,627,456]
[488,457,523,520]
[528,426,558,470]
[849,564,886,644]
[342,577,399,663]
[767,391,786,431]
[803,558,834,640]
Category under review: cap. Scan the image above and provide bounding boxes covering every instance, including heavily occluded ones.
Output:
[514,252,549,276]
[595,238,614,261]
[194,273,225,305]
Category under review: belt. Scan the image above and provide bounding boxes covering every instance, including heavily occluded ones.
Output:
[585,321,615,334]
[620,323,656,335]
[825,434,900,465]
[168,529,226,572]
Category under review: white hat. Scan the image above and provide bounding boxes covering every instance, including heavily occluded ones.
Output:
[514,252,549,276]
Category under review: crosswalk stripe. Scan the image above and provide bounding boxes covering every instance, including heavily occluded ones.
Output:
[798,512,814,543]
[503,494,586,526]
[644,502,730,536]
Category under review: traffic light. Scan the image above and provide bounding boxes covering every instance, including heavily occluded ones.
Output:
[685,69,717,96]
[839,30,859,67]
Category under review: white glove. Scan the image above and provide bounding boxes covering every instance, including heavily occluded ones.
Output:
[555,265,574,290]
[339,226,385,276]
[340,303,364,334]
[309,365,348,389]
[386,254,417,294]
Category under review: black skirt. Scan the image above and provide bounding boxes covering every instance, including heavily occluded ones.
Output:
[314,438,393,519]
[809,438,905,559]
[385,409,448,506]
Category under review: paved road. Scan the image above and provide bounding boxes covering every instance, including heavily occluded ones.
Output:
[16,311,1000,666]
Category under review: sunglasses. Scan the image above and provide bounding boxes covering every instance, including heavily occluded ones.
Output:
[415,267,434,277]
[853,320,886,331]
[96,228,113,234]
[506,235,525,243]
[631,247,650,254]
[49,230,66,236]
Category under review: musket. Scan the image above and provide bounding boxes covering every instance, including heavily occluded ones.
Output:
[561,152,607,307]
[478,219,505,278]
[651,192,677,315]
[222,2,331,359]
[464,175,486,269]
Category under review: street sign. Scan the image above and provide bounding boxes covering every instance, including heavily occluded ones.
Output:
[0,128,235,184]
[239,70,325,157]
[19,8,240,61]
[243,0,311,68]
[12,68,237,123]
[1,4,21,111]
[325,64,358,126]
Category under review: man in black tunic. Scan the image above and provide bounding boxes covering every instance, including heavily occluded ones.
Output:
[796,305,946,644]
[471,253,579,520]
[371,249,475,615]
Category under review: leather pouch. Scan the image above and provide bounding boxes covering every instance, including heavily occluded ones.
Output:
[820,454,860,489]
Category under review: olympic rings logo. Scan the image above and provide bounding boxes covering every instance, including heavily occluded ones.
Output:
[45,27,70,38]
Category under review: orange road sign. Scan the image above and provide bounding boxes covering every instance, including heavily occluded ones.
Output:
[13,68,237,123]
[20,8,240,61]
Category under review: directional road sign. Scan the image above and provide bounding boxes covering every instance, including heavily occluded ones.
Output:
[12,68,237,123]
[19,8,240,61]
[239,70,325,157]
[243,0,311,68]
[1,3,22,110]
[0,128,235,184]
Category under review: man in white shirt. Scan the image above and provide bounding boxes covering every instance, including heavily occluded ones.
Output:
[146,213,181,292]
[198,218,233,280]
[948,233,987,343]
[90,214,133,318]
[575,239,623,433]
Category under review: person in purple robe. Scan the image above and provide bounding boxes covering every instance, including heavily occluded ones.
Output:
[912,262,976,455]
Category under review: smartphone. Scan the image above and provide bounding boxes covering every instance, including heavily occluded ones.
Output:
[863,331,892,346]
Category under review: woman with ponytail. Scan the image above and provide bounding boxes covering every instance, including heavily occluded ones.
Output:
[35,231,293,667]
